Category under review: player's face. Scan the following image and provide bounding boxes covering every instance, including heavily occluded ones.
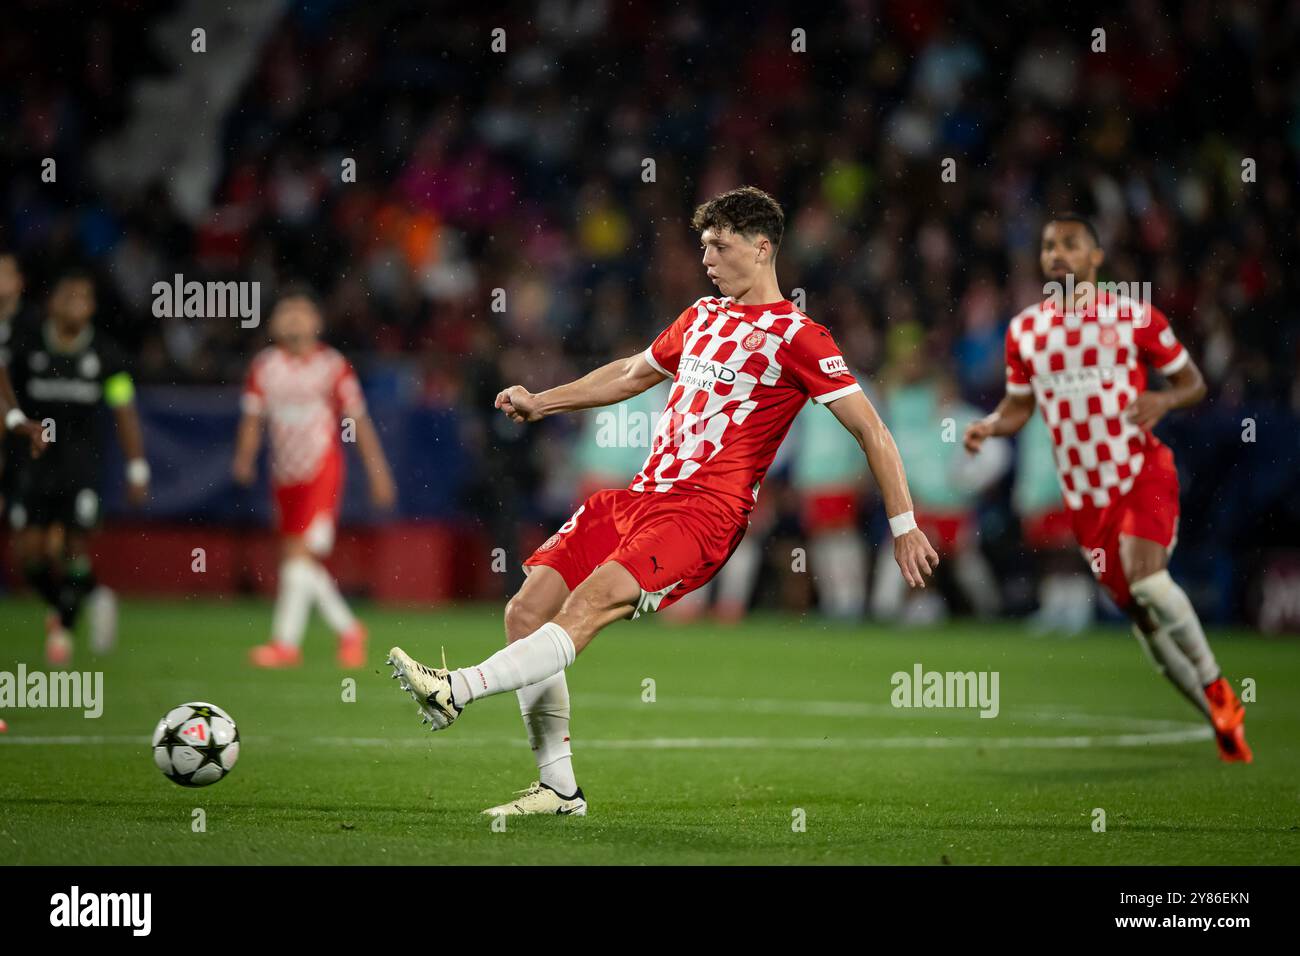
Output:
[0,256,22,302]
[270,298,322,351]
[1040,222,1103,284]
[700,227,765,298]
[49,279,95,330]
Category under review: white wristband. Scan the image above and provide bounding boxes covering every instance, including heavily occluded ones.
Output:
[126,458,151,486]
[888,511,918,538]
[4,408,28,431]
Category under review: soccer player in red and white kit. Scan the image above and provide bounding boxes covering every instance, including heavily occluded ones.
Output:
[387,187,940,815]
[233,290,396,669]
[964,216,1251,763]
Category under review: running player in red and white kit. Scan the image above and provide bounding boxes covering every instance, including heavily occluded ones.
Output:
[386,187,940,815]
[964,216,1251,763]
[233,290,396,669]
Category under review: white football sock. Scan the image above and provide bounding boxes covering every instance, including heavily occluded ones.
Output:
[1130,570,1219,684]
[811,528,866,618]
[1130,623,1211,719]
[308,561,357,635]
[271,557,316,648]
[451,622,576,704]
[518,672,577,796]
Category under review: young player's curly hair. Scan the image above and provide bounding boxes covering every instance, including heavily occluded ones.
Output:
[690,186,785,252]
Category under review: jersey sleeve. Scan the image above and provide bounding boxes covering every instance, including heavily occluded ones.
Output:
[241,353,267,416]
[787,323,861,405]
[1004,318,1033,396]
[1132,304,1189,376]
[643,306,695,377]
[333,356,367,418]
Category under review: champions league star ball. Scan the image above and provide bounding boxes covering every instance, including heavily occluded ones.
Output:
[152,702,241,787]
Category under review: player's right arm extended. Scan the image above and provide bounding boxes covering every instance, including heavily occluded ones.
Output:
[496,352,667,423]
[963,391,1035,452]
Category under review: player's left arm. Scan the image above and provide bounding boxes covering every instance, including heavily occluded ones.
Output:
[1126,307,1208,431]
[827,389,940,588]
[352,412,396,510]
[336,359,396,509]
[105,369,149,507]
[786,323,938,587]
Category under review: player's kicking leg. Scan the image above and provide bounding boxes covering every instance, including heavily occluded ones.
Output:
[388,561,640,798]
[479,565,586,815]
[1120,534,1251,763]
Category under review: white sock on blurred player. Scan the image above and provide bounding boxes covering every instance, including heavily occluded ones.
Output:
[1131,623,1211,718]
[449,621,576,704]
[272,557,315,647]
[308,561,356,634]
[518,672,578,796]
[811,529,866,618]
[1130,571,1219,684]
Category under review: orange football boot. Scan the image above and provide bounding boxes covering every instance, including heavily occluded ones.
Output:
[337,623,368,669]
[249,641,303,668]
[1204,677,1252,763]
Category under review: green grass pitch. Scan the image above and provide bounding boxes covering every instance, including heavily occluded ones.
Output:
[1,597,1297,865]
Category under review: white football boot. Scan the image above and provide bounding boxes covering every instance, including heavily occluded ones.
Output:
[386,646,461,731]
[482,781,588,817]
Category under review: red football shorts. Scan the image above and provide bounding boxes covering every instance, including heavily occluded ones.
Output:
[802,488,860,534]
[1020,507,1075,550]
[914,509,975,555]
[524,487,748,618]
[273,451,343,552]
[1069,443,1180,609]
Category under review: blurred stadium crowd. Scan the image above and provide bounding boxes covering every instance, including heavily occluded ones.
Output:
[1,0,1298,625]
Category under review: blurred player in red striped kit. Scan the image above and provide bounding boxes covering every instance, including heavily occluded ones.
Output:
[232,289,396,669]
[964,216,1251,762]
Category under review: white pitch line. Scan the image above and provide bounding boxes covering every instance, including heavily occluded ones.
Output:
[571,694,1197,731]
[0,727,1213,750]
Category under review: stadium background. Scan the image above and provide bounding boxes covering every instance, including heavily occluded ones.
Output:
[2,0,1298,628]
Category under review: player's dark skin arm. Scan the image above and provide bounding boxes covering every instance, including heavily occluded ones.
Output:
[496,352,667,421]
[1126,359,1206,430]
[113,403,149,506]
[231,412,263,486]
[352,412,397,508]
[826,389,940,588]
[962,391,1036,450]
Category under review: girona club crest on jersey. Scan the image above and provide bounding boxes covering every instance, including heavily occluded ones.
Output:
[538,533,562,552]
[741,329,767,351]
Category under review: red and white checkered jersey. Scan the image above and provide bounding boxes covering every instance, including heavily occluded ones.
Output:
[632,295,861,515]
[241,344,366,486]
[1005,290,1188,510]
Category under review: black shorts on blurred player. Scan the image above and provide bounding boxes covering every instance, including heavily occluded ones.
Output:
[6,456,101,532]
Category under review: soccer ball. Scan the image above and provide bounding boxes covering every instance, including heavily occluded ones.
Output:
[152,701,240,787]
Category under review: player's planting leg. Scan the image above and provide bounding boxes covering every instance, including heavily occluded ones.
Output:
[388,561,640,732]
[506,566,580,802]
[1121,534,1251,763]
[251,549,315,667]
[308,560,366,667]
